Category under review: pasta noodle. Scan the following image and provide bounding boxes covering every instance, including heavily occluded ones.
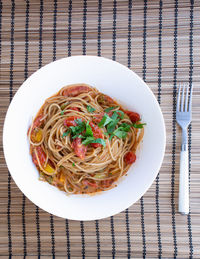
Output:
[28,84,144,194]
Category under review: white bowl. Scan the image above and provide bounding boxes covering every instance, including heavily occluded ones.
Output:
[3,56,166,221]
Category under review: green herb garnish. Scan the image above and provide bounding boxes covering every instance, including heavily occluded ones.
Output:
[61,111,65,115]
[87,105,96,113]
[72,162,75,167]
[133,123,146,128]
[104,106,119,113]
[82,137,106,147]
[98,114,113,128]
[85,121,93,137]
[61,103,68,110]
[62,129,71,138]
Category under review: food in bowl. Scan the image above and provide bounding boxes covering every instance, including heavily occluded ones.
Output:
[28,84,145,194]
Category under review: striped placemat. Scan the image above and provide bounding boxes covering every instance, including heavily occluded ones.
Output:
[0,0,200,258]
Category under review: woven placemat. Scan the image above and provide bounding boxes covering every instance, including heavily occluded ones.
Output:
[0,0,200,258]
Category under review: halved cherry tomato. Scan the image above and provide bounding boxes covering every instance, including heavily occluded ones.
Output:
[89,122,104,148]
[72,137,87,160]
[125,111,140,123]
[64,116,79,127]
[32,146,46,166]
[82,179,97,188]
[33,114,43,128]
[62,85,90,97]
[124,151,136,164]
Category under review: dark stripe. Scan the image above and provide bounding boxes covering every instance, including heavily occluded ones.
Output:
[67,0,72,56]
[112,0,117,61]
[97,0,102,56]
[82,0,87,55]
[110,216,115,259]
[188,0,194,258]
[65,219,71,259]
[126,1,132,258]
[156,1,163,258]
[127,0,132,69]
[140,1,147,258]
[95,220,100,259]
[125,209,131,259]
[22,1,30,256]
[171,0,178,257]
[8,1,15,256]
[80,221,85,259]
[53,0,57,61]
[50,214,55,258]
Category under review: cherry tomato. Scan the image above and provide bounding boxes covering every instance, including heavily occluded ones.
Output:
[82,179,97,188]
[64,116,78,127]
[72,137,87,160]
[32,146,46,166]
[89,121,104,148]
[62,85,90,97]
[124,151,136,164]
[33,114,43,128]
[125,111,140,123]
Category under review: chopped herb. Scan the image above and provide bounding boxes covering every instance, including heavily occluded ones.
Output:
[60,111,65,115]
[62,129,71,138]
[82,137,106,147]
[113,129,127,139]
[106,118,120,134]
[109,134,114,141]
[132,123,146,129]
[111,111,119,121]
[85,121,93,137]
[98,114,113,128]
[104,106,119,113]
[72,162,75,167]
[120,123,131,132]
[104,132,109,136]
[61,103,68,110]
[87,105,96,113]
[116,110,124,119]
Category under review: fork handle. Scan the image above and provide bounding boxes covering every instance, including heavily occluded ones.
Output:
[179,148,189,215]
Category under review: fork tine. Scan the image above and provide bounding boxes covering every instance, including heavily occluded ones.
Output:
[181,84,185,112]
[188,84,193,111]
[185,84,189,111]
[177,84,181,111]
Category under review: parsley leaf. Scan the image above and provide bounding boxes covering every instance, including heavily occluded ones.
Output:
[72,162,75,167]
[116,110,124,119]
[106,118,120,134]
[62,129,71,138]
[133,123,146,129]
[104,106,119,113]
[85,121,93,137]
[82,137,106,147]
[98,113,113,128]
[87,105,96,113]
[61,111,65,115]
[113,128,128,139]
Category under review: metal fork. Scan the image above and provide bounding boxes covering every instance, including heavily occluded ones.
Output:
[176,84,193,215]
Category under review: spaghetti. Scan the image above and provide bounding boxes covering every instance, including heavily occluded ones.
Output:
[28,84,145,194]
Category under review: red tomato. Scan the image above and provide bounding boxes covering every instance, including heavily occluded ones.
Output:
[72,137,87,160]
[33,114,43,128]
[89,122,104,148]
[93,112,104,124]
[98,94,116,105]
[62,85,90,97]
[125,111,140,123]
[32,146,46,166]
[64,116,78,127]
[82,179,97,188]
[124,151,136,164]
[70,107,80,111]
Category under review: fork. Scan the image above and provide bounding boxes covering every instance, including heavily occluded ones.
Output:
[176,84,193,215]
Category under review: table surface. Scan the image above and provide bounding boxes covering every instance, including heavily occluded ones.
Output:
[0,0,200,258]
